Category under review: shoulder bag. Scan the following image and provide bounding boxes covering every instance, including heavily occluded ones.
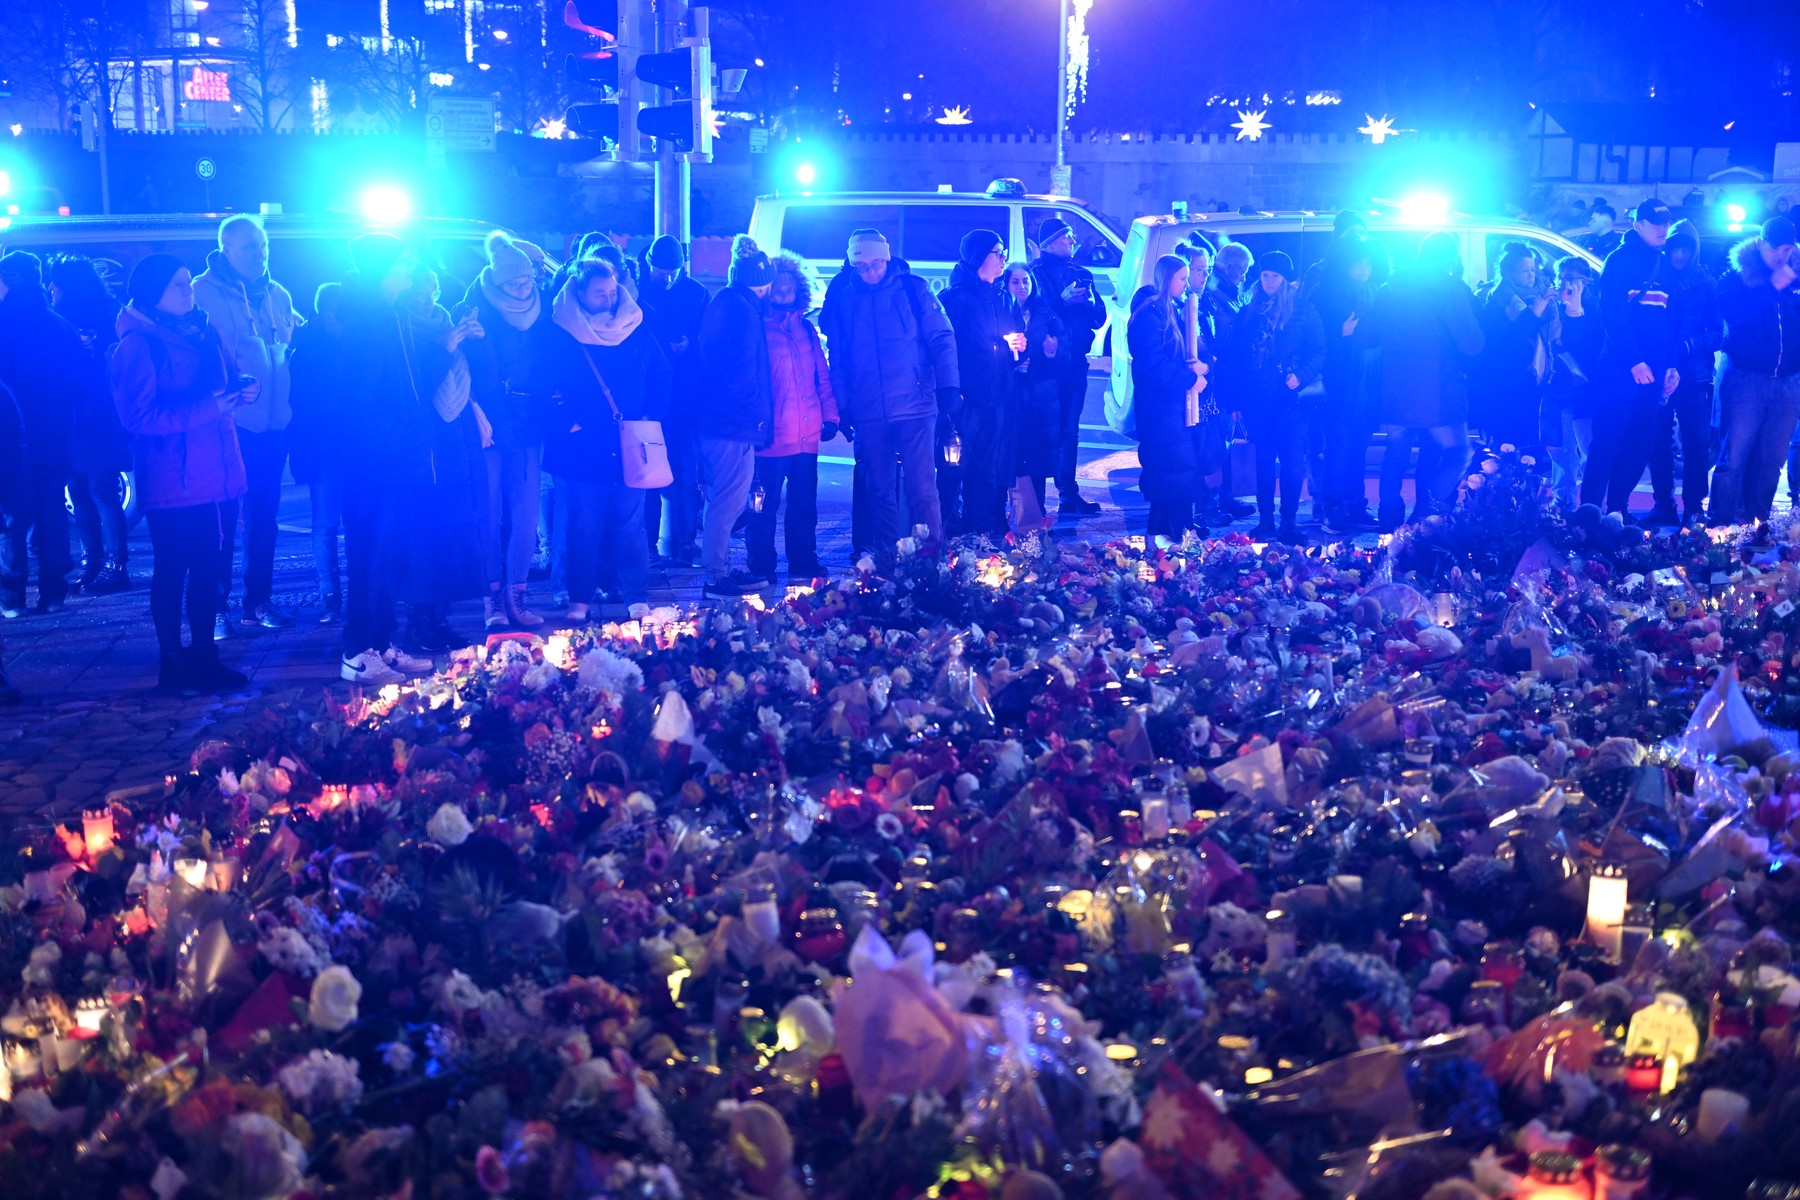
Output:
[581,347,673,489]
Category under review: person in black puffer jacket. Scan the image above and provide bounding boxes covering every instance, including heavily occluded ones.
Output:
[1029,219,1105,516]
[1651,219,1721,525]
[1303,235,1380,531]
[638,235,710,565]
[1129,255,1203,540]
[1714,218,1800,523]
[50,255,132,594]
[695,235,775,596]
[1002,262,1066,514]
[1223,252,1324,543]
[0,251,81,616]
[456,231,549,630]
[937,229,1021,538]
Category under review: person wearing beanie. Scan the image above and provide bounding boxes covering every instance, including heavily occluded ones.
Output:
[637,234,709,567]
[110,252,252,693]
[1644,217,1721,525]
[1333,209,1368,238]
[333,232,479,684]
[0,249,81,620]
[453,229,548,631]
[937,228,1018,537]
[1578,197,1680,514]
[191,215,300,638]
[1029,217,1105,515]
[1220,248,1324,542]
[820,225,959,559]
[1471,242,1557,456]
[695,234,777,597]
[1368,232,1485,530]
[1711,214,1800,523]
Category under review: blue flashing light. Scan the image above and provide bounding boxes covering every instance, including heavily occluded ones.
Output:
[1399,191,1450,223]
[360,184,414,225]
[794,162,817,187]
[1725,202,1748,224]
[0,172,11,198]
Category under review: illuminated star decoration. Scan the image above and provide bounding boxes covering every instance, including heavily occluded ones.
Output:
[1065,0,1095,119]
[936,105,972,126]
[1232,109,1271,141]
[1358,114,1399,144]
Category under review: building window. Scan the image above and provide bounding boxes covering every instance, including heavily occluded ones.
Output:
[170,0,201,48]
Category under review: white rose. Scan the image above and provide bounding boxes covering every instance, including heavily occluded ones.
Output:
[308,964,363,1032]
[427,803,473,846]
[440,969,484,1013]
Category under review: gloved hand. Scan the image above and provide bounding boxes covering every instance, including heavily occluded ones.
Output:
[838,422,854,442]
[936,386,962,414]
[820,420,840,442]
[936,411,955,446]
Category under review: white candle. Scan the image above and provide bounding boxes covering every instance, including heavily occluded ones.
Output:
[1141,797,1171,842]
[1586,864,1628,960]
[173,858,208,889]
[1696,1088,1750,1142]
[743,883,781,946]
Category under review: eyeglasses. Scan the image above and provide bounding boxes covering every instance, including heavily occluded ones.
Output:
[987,247,1006,259]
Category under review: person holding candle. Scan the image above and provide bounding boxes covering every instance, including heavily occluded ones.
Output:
[937,230,1020,538]
[1128,255,1204,541]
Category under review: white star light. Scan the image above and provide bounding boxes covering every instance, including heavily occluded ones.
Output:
[1232,109,1271,141]
[1358,114,1399,144]
[936,105,972,126]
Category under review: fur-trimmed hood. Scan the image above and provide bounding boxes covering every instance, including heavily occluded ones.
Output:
[1733,237,1775,287]
[769,249,819,312]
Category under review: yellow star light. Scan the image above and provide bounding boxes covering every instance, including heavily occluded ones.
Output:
[1232,109,1271,141]
[1358,114,1399,144]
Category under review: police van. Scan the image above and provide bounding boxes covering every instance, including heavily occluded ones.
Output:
[746,179,1127,301]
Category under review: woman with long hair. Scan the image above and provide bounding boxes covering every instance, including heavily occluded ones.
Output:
[1002,261,1065,515]
[49,255,133,593]
[1224,252,1324,542]
[1128,254,1203,539]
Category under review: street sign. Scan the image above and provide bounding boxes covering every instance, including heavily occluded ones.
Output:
[195,157,217,181]
[1050,163,1072,198]
[425,97,497,153]
[748,128,769,154]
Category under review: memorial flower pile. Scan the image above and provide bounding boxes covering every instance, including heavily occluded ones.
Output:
[7,450,1800,1199]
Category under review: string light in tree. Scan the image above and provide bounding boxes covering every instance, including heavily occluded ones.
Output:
[1065,0,1094,119]
[1232,109,1271,141]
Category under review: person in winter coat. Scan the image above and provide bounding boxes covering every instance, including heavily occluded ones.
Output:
[821,228,959,559]
[1583,198,1681,514]
[695,235,776,597]
[938,229,1023,537]
[287,282,346,622]
[111,253,255,693]
[1366,232,1485,529]
[456,231,548,631]
[1651,219,1722,525]
[1002,262,1066,511]
[0,252,80,617]
[333,234,476,685]
[638,235,709,566]
[1223,252,1325,542]
[1303,236,1380,531]
[0,380,19,702]
[191,215,298,634]
[49,255,132,594]
[1711,217,1800,523]
[1544,257,1604,509]
[1129,255,1204,540]
[1029,219,1104,516]
[535,257,671,615]
[1473,242,1559,453]
[749,252,839,582]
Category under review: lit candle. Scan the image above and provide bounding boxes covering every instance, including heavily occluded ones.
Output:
[1141,797,1171,842]
[1521,1151,1591,1200]
[742,882,781,946]
[1586,863,1629,960]
[74,997,106,1033]
[590,719,613,740]
[1659,1054,1680,1095]
[81,808,115,858]
[1696,1088,1750,1142]
[4,1037,40,1081]
[1265,909,1297,966]
[318,783,350,811]
[173,857,208,889]
[544,633,572,667]
[1593,1145,1650,1200]
[1103,1041,1138,1064]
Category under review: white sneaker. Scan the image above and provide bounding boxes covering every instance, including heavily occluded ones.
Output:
[564,603,590,622]
[342,648,403,685]
[383,645,434,674]
[484,593,508,630]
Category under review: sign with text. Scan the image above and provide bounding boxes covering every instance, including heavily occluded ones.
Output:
[425,96,497,153]
[183,67,231,103]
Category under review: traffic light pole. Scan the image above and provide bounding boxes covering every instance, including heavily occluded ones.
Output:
[653,0,689,243]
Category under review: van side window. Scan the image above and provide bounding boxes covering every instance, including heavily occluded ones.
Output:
[901,205,1010,264]
[1024,206,1120,268]
[779,205,902,262]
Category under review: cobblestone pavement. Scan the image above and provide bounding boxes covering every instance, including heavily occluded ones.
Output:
[0,383,1161,818]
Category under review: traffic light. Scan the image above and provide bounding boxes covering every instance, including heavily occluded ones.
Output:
[635,41,712,159]
[562,0,637,159]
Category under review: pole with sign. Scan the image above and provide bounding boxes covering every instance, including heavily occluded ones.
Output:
[425,96,497,169]
[196,156,216,211]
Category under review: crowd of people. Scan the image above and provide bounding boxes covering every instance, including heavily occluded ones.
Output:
[1125,199,1800,543]
[0,198,1796,703]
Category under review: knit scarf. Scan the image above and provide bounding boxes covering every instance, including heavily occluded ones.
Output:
[399,298,473,423]
[478,266,542,330]
[552,279,643,347]
[143,302,212,344]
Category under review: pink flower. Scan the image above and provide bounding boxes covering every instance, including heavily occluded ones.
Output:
[475,1145,511,1194]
